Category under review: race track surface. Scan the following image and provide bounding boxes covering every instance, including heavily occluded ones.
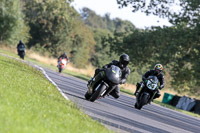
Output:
[44,68,200,133]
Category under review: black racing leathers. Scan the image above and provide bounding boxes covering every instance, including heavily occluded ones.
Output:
[94,60,130,99]
[58,54,69,62]
[103,60,130,84]
[17,42,25,53]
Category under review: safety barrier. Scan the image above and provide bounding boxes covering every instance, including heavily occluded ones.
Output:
[162,93,200,115]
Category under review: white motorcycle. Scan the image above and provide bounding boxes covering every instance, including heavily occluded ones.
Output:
[57,58,68,73]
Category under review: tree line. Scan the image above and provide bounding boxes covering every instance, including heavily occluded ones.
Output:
[1,0,200,96]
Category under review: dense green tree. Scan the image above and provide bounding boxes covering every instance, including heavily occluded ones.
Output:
[80,7,136,33]
[117,0,200,27]
[23,0,95,67]
[81,8,107,29]
[23,0,72,56]
[90,29,118,68]
[67,19,95,68]
[0,0,29,45]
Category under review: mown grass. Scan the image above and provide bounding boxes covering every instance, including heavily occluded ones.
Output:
[0,55,113,133]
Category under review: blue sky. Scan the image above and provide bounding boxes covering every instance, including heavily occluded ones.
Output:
[71,0,172,29]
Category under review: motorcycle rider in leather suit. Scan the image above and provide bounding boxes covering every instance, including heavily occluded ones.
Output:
[134,64,165,100]
[58,52,69,62]
[17,40,25,55]
[87,54,130,99]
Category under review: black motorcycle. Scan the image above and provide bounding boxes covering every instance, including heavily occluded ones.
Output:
[17,46,25,59]
[134,76,159,110]
[85,65,122,102]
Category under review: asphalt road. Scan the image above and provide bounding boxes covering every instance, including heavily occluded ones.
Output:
[44,68,200,133]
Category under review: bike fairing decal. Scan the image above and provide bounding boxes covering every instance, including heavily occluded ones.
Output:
[112,70,116,73]
[146,80,157,90]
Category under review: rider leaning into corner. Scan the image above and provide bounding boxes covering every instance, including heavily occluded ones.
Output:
[87,53,131,99]
[134,64,165,100]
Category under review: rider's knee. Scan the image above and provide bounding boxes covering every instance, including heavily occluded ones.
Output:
[110,88,120,99]
[136,82,141,88]
[112,93,120,99]
[154,92,161,99]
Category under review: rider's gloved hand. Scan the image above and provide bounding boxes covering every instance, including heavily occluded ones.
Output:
[159,85,164,90]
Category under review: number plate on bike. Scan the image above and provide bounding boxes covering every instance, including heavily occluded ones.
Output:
[146,80,157,90]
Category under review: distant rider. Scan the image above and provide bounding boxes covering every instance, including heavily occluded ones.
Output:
[17,40,25,55]
[134,64,165,100]
[58,52,69,63]
[87,53,131,99]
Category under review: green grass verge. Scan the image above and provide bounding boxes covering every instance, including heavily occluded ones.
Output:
[0,55,113,133]
[0,48,18,57]
[120,87,134,96]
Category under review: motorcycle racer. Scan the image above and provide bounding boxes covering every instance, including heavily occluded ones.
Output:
[134,64,165,100]
[87,53,130,99]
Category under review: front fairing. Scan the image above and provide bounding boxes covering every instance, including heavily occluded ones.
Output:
[105,65,122,84]
[145,76,159,90]
[58,59,67,68]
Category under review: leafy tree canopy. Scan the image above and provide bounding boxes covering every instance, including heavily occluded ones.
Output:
[0,0,29,45]
[80,7,136,33]
[23,0,73,55]
[117,0,200,27]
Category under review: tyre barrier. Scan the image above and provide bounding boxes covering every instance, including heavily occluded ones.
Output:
[162,93,200,115]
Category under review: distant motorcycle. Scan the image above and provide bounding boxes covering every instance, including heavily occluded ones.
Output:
[57,58,68,73]
[17,46,25,59]
[85,65,122,102]
[134,76,159,110]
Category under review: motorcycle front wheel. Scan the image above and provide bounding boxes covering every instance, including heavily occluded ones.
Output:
[135,94,149,110]
[85,92,91,100]
[58,67,62,73]
[19,52,25,59]
[89,84,107,102]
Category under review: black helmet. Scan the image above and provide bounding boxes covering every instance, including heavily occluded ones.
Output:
[119,53,130,68]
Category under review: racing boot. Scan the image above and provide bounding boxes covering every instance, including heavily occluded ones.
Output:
[134,82,142,96]
[87,77,95,94]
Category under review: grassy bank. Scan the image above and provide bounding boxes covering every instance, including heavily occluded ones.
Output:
[0,55,112,133]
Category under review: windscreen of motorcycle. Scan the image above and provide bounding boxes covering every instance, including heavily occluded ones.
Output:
[105,65,122,84]
[146,76,159,90]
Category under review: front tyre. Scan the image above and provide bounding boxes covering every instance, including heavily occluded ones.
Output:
[137,94,149,110]
[89,84,106,102]
[59,67,62,73]
[19,52,25,59]
[85,92,91,100]
[134,103,138,108]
